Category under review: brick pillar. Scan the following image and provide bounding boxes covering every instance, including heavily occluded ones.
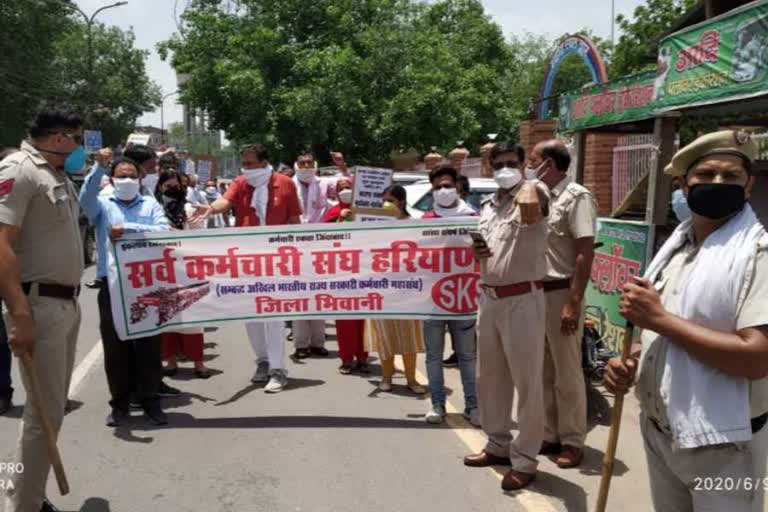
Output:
[519,120,557,157]
[582,132,623,216]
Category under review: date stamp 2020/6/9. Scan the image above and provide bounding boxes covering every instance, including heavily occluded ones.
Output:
[694,477,768,492]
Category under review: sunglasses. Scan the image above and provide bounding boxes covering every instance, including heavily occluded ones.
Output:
[492,160,520,171]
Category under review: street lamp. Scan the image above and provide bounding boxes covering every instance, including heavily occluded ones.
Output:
[160,90,179,145]
[50,1,129,115]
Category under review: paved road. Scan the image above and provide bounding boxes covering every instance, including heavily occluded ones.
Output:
[1,266,655,512]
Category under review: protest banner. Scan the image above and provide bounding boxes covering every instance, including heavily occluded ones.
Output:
[352,167,393,209]
[584,219,650,353]
[108,218,480,340]
[83,130,103,153]
[197,159,213,182]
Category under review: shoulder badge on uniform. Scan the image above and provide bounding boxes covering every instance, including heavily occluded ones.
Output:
[734,130,751,146]
[0,179,14,196]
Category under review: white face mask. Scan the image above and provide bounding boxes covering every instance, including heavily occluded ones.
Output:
[524,160,548,181]
[338,189,353,204]
[242,167,272,188]
[296,169,316,183]
[434,187,459,207]
[494,167,522,190]
[205,186,217,195]
[112,177,140,201]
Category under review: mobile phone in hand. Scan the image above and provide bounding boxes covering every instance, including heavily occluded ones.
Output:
[469,231,488,249]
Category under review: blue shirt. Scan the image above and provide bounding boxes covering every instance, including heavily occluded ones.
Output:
[79,164,171,278]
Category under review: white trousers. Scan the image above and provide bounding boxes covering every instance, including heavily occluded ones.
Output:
[245,321,286,371]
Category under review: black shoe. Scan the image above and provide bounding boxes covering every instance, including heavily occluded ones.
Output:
[442,353,459,368]
[293,348,310,359]
[40,499,60,512]
[106,408,129,427]
[143,405,168,426]
[163,367,178,377]
[0,396,12,415]
[158,381,181,397]
[310,346,329,357]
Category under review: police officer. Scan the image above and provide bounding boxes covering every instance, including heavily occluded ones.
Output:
[0,102,85,512]
[605,131,768,512]
[529,140,596,468]
[463,141,550,491]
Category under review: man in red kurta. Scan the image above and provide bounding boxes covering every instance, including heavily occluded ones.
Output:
[200,143,302,392]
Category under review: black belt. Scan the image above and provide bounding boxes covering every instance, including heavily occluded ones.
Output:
[651,413,768,436]
[22,282,80,300]
[542,278,571,293]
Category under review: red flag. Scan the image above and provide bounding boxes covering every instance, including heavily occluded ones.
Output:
[0,179,14,196]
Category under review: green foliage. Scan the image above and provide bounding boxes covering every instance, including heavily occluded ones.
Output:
[161,0,518,164]
[0,1,160,147]
[611,0,698,76]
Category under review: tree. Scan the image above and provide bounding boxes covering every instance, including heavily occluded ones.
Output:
[611,0,698,76]
[0,0,74,146]
[0,0,160,147]
[161,0,517,164]
[51,23,162,145]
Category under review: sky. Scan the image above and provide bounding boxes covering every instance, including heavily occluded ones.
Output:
[74,0,648,129]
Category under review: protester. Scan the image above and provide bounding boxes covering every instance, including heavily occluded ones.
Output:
[204,179,226,228]
[0,312,10,415]
[604,130,768,512]
[419,165,479,424]
[80,149,172,428]
[198,143,302,393]
[0,102,85,512]
[322,176,369,374]
[365,185,426,394]
[292,150,333,358]
[528,139,597,468]
[0,148,15,415]
[124,144,159,195]
[184,172,208,206]
[464,141,550,491]
[159,150,179,172]
[155,169,211,379]
[178,149,195,176]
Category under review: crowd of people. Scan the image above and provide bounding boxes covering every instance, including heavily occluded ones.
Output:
[0,101,766,512]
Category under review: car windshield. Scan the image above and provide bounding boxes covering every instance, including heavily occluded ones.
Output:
[412,189,490,212]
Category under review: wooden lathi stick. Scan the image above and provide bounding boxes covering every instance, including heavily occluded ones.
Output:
[20,353,70,495]
[594,323,634,512]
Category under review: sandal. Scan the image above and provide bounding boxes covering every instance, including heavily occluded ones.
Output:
[355,362,371,374]
[163,367,178,377]
[338,364,353,375]
[379,380,393,392]
[407,383,427,394]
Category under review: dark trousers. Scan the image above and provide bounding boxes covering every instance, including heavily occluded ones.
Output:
[0,310,11,400]
[97,282,161,410]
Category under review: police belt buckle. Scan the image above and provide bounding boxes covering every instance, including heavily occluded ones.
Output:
[481,285,499,300]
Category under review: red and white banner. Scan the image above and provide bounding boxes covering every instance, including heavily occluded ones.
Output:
[107,218,480,339]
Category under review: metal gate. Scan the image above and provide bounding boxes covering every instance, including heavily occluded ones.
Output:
[611,134,657,213]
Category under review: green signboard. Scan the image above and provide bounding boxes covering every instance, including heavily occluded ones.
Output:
[558,72,657,132]
[559,0,768,131]
[654,0,768,111]
[584,219,650,353]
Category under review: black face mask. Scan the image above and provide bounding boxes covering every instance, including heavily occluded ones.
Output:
[686,183,747,220]
[162,187,186,202]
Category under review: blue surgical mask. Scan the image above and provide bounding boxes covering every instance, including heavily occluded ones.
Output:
[64,146,87,174]
[671,188,691,223]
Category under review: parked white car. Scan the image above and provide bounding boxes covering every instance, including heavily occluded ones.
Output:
[405,178,498,218]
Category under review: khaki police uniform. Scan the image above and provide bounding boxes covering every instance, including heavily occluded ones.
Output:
[476,181,549,474]
[0,141,83,512]
[636,131,767,512]
[542,177,597,449]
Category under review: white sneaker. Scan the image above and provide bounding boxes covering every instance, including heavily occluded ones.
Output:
[265,370,288,393]
[425,405,446,424]
[463,408,481,427]
[251,361,270,383]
